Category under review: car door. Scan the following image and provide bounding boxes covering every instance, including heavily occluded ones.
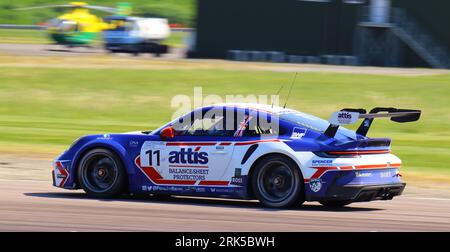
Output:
[139,107,234,186]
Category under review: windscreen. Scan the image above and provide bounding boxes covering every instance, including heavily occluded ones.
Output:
[105,19,133,32]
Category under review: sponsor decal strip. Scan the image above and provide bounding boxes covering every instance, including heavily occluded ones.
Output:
[305,163,401,182]
[156,179,197,185]
[135,155,228,186]
[199,181,230,186]
[136,156,196,185]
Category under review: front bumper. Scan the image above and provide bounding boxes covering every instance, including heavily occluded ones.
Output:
[52,159,76,189]
[316,183,406,202]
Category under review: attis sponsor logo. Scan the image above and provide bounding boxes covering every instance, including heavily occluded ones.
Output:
[168,148,209,164]
[338,112,352,119]
[329,111,358,125]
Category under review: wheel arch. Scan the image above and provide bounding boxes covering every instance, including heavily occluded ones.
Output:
[246,152,305,199]
[72,141,130,188]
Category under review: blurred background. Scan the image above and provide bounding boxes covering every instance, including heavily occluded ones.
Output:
[0,0,449,192]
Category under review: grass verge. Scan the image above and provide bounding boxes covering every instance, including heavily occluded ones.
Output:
[0,58,449,184]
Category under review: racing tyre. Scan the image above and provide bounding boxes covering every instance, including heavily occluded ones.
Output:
[251,154,304,208]
[319,200,352,207]
[78,148,126,198]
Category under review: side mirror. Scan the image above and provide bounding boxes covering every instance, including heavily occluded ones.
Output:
[160,126,174,139]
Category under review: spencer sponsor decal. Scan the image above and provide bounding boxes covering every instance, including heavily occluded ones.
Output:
[168,148,209,164]
[311,160,333,166]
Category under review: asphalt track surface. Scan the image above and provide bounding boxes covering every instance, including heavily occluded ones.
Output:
[0,43,449,231]
[0,179,449,231]
[0,43,186,59]
[2,43,450,76]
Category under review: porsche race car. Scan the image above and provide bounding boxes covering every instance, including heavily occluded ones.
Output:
[53,103,421,208]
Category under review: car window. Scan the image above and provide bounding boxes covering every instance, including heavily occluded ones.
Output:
[174,108,234,137]
[163,107,282,138]
[279,111,328,132]
[185,115,225,136]
[242,114,279,137]
[105,19,133,32]
[279,111,356,139]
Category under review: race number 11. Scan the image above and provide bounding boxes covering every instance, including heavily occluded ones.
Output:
[145,149,160,166]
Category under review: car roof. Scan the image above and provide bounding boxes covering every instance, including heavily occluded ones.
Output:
[204,103,296,115]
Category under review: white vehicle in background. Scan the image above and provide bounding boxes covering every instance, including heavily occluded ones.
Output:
[103,16,171,56]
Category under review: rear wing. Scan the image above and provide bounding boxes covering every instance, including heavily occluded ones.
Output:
[325,107,421,138]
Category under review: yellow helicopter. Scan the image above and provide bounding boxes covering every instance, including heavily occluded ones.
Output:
[18,2,131,46]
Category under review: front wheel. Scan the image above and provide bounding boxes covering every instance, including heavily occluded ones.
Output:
[77,148,126,198]
[251,155,304,208]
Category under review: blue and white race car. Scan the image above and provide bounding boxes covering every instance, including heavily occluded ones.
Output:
[53,103,421,208]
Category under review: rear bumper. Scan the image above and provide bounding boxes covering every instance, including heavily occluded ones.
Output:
[310,183,406,202]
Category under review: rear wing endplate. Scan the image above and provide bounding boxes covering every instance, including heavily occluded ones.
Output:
[325,107,421,137]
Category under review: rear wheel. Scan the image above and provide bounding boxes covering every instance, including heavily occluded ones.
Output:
[77,148,126,198]
[319,200,352,207]
[251,155,304,208]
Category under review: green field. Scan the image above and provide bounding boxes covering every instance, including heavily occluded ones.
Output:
[0,29,49,44]
[0,0,195,26]
[0,63,449,183]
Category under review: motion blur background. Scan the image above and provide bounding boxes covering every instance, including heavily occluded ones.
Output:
[194,0,450,69]
[0,0,449,192]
